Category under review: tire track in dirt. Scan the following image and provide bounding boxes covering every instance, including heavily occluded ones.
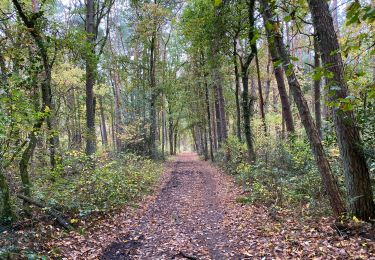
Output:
[101,153,235,259]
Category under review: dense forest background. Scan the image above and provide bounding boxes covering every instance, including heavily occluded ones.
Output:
[0,0,374,257]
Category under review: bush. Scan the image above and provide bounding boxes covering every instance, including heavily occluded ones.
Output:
[32,152,162,216]
[219,132,333,216]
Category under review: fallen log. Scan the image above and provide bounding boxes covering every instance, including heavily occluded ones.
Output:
[17,194,74,231]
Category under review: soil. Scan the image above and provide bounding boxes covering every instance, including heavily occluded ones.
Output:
[101,153,237,259]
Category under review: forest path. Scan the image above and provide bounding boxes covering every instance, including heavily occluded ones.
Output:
[53,153,375,259]
[101,153,239,259]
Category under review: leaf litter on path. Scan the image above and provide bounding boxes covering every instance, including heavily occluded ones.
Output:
[45,153,375,259]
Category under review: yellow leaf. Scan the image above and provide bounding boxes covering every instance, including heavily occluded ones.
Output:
[70,218,79,224]
[352,216,360,223]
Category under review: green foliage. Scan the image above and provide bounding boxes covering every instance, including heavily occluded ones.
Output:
[32,152,163,216]
[219,132,334,216]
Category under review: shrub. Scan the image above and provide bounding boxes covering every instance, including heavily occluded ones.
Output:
[32,152,163,216]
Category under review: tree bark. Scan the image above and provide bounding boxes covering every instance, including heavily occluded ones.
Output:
[242,74,256,162]
[0,164,13,223]
[313,35,322,137]
[233,39,242,141]
[204,76,214,161]
[85,0,96,155]
[262,22,295,134]
[261,0,346,217]
[99,97,108,147]
[255,51,267,133]
[149,32,158,158]
[308,0,375,220]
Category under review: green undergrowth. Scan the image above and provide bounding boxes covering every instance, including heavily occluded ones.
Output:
[216,123,351,217]
[33,151,163,216]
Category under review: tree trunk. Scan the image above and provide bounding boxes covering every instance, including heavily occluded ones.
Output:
[263,21,295,134]
[204,75,214,161]
[169,107,174,156]
[308,0,375,221]
[264,54,272,114]
[99,97,108,147]
[85,0,96,155]
[313,35,322,137]
[255,51,267,133]
[212,102,218,152]
[149,32,158,158]
[261,0,346,217]
[12,0,58,167]
[242,74,256,162]
[0,164,13,223]
[110,69,123,152]
[233,39,242,141]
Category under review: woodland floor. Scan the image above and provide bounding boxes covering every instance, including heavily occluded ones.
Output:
[42,153,375,259]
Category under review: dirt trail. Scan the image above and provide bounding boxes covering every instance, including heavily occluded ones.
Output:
[101,153,237,259]
[51,153,375,259]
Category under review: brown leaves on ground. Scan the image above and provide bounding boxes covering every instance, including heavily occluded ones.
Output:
[5,153,374,259]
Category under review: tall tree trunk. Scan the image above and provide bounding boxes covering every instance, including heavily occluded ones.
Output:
[149,32,158,158]
[174,128,178,155]
[308,0,375,220]
[110,69,123,152]
[211,30,227,146]
[85,0,96,155]
[261,0,346,217]
[264,54,272,114]
[313,35,322,137]
[168,107,174,156]
[255,51,266,132]
[213,86,222,145]
[233,39,242,141]
[203,126,208,160]
[242,74,256,162]
[211,102,218,152]
[263,22,295,134]
[239,0,257,162]
[99,97,108,146]
[12,0,57,167]
[204,74,214,161]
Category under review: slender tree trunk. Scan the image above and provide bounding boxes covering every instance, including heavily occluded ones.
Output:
[263,22,295,134]
[12,0,57,167]
[211,50,227,146]
[162,109,166,158]
[85,0,96,155]
[309,0,375,220]
[214,87,222,145]
[264,54,272,114]
[313,35,322,137]
[174,128,178,155]
[261,0,346,217]
[150,32,158,158]
[203,126,208,160]
[212,103,218,152]
[255,51,267,132]
[168,107,174,156]
[110,70,123,152]
[204,75,214,161]
[233,39,242,141]
[99,97,108,146]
